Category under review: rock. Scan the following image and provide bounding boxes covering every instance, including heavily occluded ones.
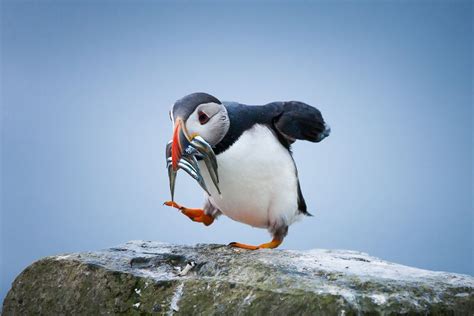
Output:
[2,241,473,315]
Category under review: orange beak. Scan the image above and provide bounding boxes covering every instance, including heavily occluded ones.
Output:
[171,118,194,171]
[171,119,183,171]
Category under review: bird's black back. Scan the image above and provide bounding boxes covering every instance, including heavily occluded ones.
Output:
[213,102,273,155]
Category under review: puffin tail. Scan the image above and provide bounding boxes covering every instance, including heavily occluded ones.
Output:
[297,181,313,216]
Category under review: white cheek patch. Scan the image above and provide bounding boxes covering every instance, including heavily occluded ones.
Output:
[185,113,207,136]
[185,103,229,145]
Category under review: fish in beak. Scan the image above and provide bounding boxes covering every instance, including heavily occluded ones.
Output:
[166,118,220,201]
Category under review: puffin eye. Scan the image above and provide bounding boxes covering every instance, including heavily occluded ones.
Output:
[198,111,210,125]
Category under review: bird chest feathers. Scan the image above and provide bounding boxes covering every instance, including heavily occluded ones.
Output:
[201,124,300,229]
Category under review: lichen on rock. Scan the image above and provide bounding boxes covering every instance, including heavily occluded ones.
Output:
[2,241,473,315]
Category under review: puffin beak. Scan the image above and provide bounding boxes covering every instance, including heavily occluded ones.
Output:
[166,117,220,201]
[171,118,185,171]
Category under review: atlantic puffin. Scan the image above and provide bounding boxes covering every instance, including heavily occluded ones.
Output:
[164,92,330,250]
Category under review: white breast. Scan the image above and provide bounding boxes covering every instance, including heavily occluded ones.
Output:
[200,124,300,229]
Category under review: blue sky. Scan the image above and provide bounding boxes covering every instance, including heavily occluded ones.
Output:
[1,0,472,304]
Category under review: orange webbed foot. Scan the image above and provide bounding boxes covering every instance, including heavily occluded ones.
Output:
[229,238,282,250]
[163,201,214,226]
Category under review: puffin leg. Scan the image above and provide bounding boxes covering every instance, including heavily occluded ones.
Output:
[229,238,283,250]
[163,201,214,226]
[229,225,287,250]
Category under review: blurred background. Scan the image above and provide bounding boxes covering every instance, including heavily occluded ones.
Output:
[1,0,472,304]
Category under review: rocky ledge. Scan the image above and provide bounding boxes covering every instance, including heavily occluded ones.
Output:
[2,241,473,315]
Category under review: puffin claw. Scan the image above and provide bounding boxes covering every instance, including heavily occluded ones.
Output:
[228,242,259,250]
[228,239,283,250]
[163,201,181,209]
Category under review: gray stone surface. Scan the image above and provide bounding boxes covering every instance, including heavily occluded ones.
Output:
[2,241,473,315]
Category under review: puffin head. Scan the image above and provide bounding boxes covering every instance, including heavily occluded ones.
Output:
[169,92,230,171]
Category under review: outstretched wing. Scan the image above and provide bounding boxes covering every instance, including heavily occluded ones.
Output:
[266,101,330,145]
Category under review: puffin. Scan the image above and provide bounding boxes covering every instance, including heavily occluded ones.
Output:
[164,92,330,250]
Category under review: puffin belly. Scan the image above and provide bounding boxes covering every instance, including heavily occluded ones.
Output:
[201,124,300,229]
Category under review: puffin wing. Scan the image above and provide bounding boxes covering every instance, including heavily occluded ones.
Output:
[268,101,329,144]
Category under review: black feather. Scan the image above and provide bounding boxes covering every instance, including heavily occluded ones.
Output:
[268,101,327,144]
[214,100,329,154]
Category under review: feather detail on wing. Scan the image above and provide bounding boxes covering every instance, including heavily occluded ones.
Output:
[268,101,330,144]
